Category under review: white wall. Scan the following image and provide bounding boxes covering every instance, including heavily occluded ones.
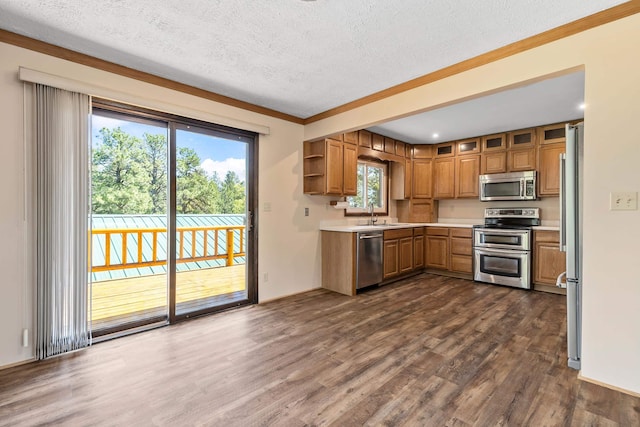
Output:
[0,42,346,367]
[305,14,640,394]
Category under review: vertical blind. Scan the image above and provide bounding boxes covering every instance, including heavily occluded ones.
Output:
[34,84,91,359]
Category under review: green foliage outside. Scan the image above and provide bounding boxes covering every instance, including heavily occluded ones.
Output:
[348,163,383,209]
[92,127,245,215]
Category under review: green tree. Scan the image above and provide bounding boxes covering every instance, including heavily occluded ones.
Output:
[143,133,167,214]
[218,171,245,214]
[176,147,217,213]
[92,127,151,214]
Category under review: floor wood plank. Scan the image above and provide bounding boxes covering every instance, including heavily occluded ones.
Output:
[1,273,638,426]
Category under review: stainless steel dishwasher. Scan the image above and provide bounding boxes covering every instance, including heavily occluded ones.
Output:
[357,231,383,289]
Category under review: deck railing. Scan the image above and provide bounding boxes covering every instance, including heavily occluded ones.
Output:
[91,225,245,272]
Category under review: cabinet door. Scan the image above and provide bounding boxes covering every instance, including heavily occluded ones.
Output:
[342,143,358,196]
[538,123,566,145]
[508,128,537,149]
[434,142,455,158]
[508,148,536,172]
[325,139,343,195]
[534,234,566,285]
[481,151,507,174]
[425,236,449,270]
[358,130,372,149]
[413,144,433,159]
[372,134,384,151]
[433,158,455,199]
[383,239,399,279]
[384,137,396,154]
[457,138,480,155]
[404,159,412,199]
[482,133,507,152]
[455,155,480,198]
[413,235,424,269]
[343,131,357,145]
[399,237,414,273]
[538,143,565,196]
[412,159,432,199]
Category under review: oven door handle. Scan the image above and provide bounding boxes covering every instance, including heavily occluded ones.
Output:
[475,228,529,235]
[474,247,529,256]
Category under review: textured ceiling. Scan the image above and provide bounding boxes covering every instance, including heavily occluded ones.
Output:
[0,0,628,119]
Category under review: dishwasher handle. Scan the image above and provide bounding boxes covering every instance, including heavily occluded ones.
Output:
[359,233,383,239]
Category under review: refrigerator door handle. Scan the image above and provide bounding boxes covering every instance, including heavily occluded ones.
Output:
[559,153,567,252]
[556,271,567,289]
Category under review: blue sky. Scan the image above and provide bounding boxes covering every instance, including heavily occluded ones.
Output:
[91,114,247,180]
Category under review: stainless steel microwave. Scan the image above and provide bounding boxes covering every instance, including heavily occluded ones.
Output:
[479,171,536,201]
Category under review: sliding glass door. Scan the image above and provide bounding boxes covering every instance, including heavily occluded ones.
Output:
[90,101,256,337]
[173,124,251,318]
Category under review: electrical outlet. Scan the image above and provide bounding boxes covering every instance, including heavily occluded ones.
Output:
[263,273,268,283]
[304,207,309,216]
[263,202,272,212]
[610,192,638,210]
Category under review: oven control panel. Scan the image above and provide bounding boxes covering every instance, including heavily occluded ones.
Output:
[484,207,539,219]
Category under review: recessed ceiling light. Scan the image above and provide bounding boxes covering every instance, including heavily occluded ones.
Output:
[432,133,439,138]
[578,103,586,110]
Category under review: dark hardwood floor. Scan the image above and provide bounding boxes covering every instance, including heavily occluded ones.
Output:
[1,274,638,426]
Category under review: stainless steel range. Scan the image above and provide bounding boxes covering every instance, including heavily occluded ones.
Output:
[473,208,540,289]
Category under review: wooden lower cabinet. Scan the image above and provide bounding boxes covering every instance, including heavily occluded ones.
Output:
[425,227,449,270]
[383,240,399,279]
[399,237,414,274]
[413,232,425,270]
[533,230,566,294]
[450,228,473,274]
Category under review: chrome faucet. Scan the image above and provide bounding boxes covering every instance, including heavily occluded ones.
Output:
[369,203,378,225]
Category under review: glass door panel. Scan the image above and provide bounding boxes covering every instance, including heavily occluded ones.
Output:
[174,125,249,317]
[90,109,169,336]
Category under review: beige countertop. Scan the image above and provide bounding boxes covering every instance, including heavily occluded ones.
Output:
[319,223,476,232]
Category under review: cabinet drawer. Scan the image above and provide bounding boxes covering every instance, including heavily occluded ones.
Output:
[426,227,449,236]
[384,228,413,240]
[534,230,560,243]
[451,255,473,274]
[450,237,472,256]
[450,228,472,238]
[413,227,425,237]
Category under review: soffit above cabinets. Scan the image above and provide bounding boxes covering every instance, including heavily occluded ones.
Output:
[0,1,625,119]
[369,71,585,145]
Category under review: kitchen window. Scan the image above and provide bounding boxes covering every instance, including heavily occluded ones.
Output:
[346,160,387,215]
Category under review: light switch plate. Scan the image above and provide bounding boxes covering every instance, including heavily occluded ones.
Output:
[610,192,638,210]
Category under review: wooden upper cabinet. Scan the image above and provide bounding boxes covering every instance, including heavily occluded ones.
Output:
[405,144,413,159]
[538,123,567,145]
[358,130,372,149]
[456,138,480,155]
[384,137,396,154]
[395,140,406,157]
[413,144,433,159]
[372,133,384,151]
[434,142,455,158]
[325,138,344,195]
[412,159,432,199]
[482,133,507,152]
[404,159,412,199]
[508,128,537,149]
[538,142,565,196]
[508,148,536,172]
[456,154,480,198]
[433,157,455,199]
[343,131,358,145]
[481,151,507,174]
[342,143,358,196]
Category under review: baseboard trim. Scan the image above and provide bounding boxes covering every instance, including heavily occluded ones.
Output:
[258,287,323,304]
[0,357,36,371]
[578,373,640,398]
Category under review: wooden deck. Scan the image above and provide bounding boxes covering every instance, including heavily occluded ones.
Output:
[91,265,246,331]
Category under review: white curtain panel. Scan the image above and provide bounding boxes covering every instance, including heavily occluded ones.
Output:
[34,84,91,359]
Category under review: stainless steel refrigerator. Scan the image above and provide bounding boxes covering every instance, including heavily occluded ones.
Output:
[557,122,583,370]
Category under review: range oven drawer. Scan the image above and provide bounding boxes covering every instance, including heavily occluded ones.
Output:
[473,227,531,251]
[474,246,531,289]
